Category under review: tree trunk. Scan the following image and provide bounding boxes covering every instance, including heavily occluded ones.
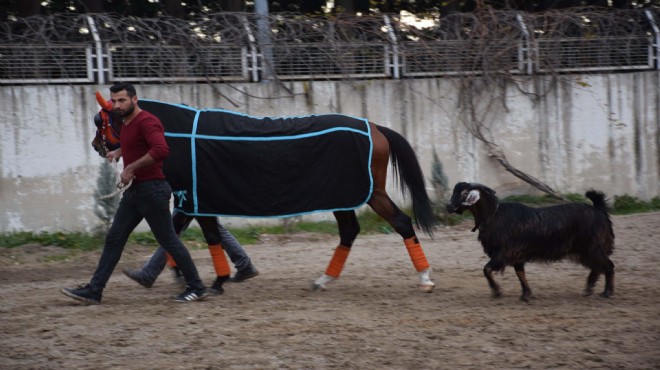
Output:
[221,0,245,11]
[335,0,355,14]
[163,0,185,18]
[17,0,41,17]
[83,0,105,13]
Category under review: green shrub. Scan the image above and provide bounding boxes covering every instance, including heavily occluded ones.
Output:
[612,195,653,214]
[0,231,103,250]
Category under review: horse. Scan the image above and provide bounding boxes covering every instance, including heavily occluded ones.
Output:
[310,120,437,292]
[98,97,438,292]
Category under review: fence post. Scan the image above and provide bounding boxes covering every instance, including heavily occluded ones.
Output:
[241,16,260,82]
[384,15,399,79]
[646,10,659,70]
[516,13,532,75]
[254,0,274,81]
[86,15,105,84]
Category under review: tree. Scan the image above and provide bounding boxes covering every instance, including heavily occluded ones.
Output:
[93,160,120,234]
[17,0,40,17]
[82,0,106,13]
[163,0,185,17]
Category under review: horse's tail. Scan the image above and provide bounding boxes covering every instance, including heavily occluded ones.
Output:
[376,124,436,237]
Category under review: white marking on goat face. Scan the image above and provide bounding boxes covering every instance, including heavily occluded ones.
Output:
[463,190,481,206]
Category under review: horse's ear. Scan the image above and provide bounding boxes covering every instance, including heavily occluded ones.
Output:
[96,91,112,111]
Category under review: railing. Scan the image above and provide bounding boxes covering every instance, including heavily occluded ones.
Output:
[267,43,391,79]
[107,44,248,82]
[0,44,95,83]
[1,10,658,85]
[535,36,653,73]
[401,40,522,76]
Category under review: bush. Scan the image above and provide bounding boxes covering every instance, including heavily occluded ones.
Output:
[612,195,657,214]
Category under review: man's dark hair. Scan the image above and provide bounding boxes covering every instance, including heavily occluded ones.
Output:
[110,82,137,97]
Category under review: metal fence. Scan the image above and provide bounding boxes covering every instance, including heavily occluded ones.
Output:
[1,9,659,85]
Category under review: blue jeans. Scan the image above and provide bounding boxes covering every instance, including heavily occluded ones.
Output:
[89,180,203,292]
[139,211,252,283]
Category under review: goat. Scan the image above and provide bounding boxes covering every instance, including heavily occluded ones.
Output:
[446,182,615,301]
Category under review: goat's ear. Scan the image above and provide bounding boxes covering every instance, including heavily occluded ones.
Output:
[463,189,481,206]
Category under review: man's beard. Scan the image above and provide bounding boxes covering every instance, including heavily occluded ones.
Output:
[115,103,135,118]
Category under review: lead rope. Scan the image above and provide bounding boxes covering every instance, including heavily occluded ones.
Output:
[98,158,132,200]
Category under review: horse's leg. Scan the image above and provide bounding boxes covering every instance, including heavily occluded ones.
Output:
[312,211,360,290]
[368,189,435,292]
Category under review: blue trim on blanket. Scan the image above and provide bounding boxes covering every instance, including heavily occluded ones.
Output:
[142,99,373,218]
[191,110,201,215]
[166,126,369,141]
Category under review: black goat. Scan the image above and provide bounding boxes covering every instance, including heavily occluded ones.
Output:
[446,182,615,301]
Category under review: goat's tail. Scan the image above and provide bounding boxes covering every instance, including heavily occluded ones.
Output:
[585,190,608,211]
[376,124,436,237]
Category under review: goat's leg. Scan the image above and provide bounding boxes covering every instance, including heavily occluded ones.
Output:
[584,270,600,296]
[483,261,502,298]
[514,263,532,302]
[601,259,615,298]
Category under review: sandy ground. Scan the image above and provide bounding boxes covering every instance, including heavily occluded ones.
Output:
[0,212,659,369]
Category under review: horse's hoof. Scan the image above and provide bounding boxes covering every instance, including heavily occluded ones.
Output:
[583,288,594,297]
[600,291,613,298]
[492,291,502,299]
[419,284,435,293]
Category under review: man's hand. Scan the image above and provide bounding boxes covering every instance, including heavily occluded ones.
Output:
[120,166,135,185]
[106,149,122,162]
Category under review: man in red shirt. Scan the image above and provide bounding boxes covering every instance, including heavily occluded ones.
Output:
[61,82,208,304]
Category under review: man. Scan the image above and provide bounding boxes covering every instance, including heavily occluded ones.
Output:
[89,91,258,295]
[61,82,208,304]
[122,209,259,294]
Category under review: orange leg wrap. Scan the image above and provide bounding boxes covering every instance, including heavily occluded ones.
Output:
[404,236,430,272]
[325,245,351,278]
[165,252,176,268]
[208,244,231,277]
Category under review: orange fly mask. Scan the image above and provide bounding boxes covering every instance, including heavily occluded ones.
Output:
[92,91,122,156]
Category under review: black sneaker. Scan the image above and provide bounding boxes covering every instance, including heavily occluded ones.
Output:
[230,265,259,283]
[209,276,230,294]
[122,267,154,288]
[61,284,102,305]
[174,286,209,303]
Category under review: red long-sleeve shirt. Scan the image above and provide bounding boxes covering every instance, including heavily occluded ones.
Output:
[119,110,169,183]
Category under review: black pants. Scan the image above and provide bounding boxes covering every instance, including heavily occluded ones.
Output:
[89,180,203,292]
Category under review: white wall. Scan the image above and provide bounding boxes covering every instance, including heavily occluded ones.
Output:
[1,72,658,232]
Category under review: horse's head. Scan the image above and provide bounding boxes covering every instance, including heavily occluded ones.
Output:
[92,91,122,157]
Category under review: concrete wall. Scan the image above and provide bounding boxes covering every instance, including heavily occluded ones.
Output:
[1,72,659,232]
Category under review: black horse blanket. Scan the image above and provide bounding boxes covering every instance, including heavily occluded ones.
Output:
[138,100,373,218]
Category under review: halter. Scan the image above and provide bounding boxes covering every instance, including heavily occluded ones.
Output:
[93,91,121,157]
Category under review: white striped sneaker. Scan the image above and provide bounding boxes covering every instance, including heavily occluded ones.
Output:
[174,286,209,303]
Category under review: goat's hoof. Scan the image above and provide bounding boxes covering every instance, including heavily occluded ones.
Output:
[520,294,532,302]
[419,284,435,293]
[491,291,502,299]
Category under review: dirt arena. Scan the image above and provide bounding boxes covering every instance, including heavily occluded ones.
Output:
[1,212,659,369]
